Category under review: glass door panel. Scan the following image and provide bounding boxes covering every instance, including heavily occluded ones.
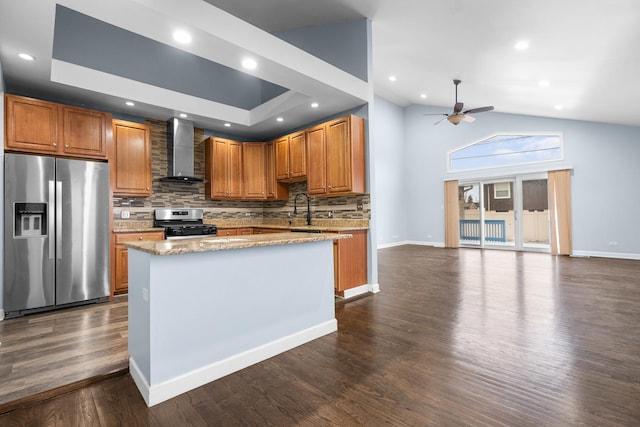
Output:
[522,178,550,250]
[482,181,515,247]
[458,183,481,246]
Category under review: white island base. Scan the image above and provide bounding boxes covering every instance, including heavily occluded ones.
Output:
[127,238,338,407]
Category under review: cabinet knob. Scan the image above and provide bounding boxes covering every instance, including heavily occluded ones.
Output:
[52,143,57,147]
[146,187,150,190]
[65,144,69,148]
[138,237,143,240]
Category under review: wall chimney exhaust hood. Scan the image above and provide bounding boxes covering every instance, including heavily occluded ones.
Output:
[160,117,203,183]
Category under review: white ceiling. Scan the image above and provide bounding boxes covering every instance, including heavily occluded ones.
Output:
[2,0,640,136]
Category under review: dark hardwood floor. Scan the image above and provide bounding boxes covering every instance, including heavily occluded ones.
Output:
[1,246,639,426]
[0,296,129,410]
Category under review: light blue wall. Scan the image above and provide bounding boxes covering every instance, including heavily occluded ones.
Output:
[372,97,407,246]
[394,102,640,258]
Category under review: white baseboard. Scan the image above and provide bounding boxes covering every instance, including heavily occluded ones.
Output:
[131,319,338,407]
[377,241,408,249]
[341,283,380,299]
[571,250,640,260]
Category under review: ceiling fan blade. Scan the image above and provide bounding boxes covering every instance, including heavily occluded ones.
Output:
[424,113,449,116]
[463,115,476,123]
[433,116,449,125]
[453,102,464,114]
[463,106,494,115]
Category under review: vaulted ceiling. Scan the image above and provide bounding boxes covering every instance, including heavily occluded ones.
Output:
[2,0,640,139]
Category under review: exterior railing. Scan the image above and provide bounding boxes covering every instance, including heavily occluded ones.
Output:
[460,219,506,242]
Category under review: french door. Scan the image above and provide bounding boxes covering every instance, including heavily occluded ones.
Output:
[458,174,550,251]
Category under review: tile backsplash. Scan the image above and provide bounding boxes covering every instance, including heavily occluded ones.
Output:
[113,119,370,222]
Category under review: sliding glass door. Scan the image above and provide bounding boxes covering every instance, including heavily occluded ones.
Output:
[458,174,550,252]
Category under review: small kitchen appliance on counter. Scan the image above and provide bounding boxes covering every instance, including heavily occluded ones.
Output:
[153,208,217,240]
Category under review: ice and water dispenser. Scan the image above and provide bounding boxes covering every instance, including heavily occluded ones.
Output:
[13,203,47,238]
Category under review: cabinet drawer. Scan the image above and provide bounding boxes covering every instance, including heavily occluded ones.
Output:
[115,231,165,244]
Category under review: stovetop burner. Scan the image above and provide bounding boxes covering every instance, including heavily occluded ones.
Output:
[154,208,217,239]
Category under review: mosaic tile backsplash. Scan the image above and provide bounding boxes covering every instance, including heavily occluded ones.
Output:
[113,119,371,222]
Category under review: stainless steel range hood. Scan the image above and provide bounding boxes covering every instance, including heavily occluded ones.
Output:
[160,117,203,183]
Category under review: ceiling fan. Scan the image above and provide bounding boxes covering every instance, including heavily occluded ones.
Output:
[427,79,494,125]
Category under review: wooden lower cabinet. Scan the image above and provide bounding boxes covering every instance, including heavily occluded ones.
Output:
[217,228,254,236]
[332,230,368,294]
[113,231,164,295]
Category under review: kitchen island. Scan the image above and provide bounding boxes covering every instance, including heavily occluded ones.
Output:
[124,232,350,406]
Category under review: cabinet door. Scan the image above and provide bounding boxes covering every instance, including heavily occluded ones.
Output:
[274,136,290,180]
[265,141,289,200]
[61,106,109,159]
[112,120,151,196]
[5,94,59,153]
[334,230,368,292]
[242,143,266,199]
[326,117,352,194]
[208,138,230,198]
[306,124,327,195]
[114,245,129,293]
[228,140,243,198]
[288,131,307,178]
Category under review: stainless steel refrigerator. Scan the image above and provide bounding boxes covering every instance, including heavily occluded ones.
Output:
[4,153,110,316]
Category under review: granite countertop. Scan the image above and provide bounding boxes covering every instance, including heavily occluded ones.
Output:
[113,219,369,233]
[123,232,351,256]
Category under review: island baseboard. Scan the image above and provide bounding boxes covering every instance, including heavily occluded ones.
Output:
[131,319,338,407]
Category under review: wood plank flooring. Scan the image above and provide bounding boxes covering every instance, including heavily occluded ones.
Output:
[0,296,129,410]
[1,246,640,426]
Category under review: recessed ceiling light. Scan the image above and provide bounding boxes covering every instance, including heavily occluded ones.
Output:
[179,113,188,118]
[276,117,284,122]
[554,105,564,110]
[18,53,35,61]
[311,102,319,108]
[224,123,231,127]
[242,58,257,70]
[388,75,397,82]
[538,80,550,87]
[125,101,135,107]
[173,30,192,44]
[514,40,529,50]
[420,93,428,99]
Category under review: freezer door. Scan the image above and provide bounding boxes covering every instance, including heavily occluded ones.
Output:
[3,154,56,312]
[55,159,110,304]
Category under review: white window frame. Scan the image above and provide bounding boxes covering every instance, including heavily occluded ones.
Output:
[493,182,511,199]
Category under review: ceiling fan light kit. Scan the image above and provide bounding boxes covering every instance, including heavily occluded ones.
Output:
[426,79,494,125]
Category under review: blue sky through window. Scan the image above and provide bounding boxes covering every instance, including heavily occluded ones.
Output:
[450,134,562,172]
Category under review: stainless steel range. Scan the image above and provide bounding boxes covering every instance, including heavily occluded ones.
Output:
[154,208,217,240]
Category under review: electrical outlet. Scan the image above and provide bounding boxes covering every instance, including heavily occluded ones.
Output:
[328,211,333,218]
[356,203,363,211]
[245,212,251,217]
[287,212,292,217]
[120,210,130,219]
[608,241,618,246]
[142,288,149,302]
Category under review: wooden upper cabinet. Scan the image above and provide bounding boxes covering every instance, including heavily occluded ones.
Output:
[4,94,110,159]
[288,131,307,179]
[242,143,266,199]
[5,95,58,153]
[112,120,152,197]
[61,106,110,158]
[265,141,289,200]
[306,124,327,195]
[205,137,243,199]
[275,131,306,182]
[307,115,366,196]
[274,136,290,180]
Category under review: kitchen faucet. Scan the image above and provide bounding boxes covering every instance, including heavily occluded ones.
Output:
[293,193,312,226]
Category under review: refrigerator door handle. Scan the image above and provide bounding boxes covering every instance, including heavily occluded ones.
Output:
[56,181,63,259]
[48,180,56,259]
